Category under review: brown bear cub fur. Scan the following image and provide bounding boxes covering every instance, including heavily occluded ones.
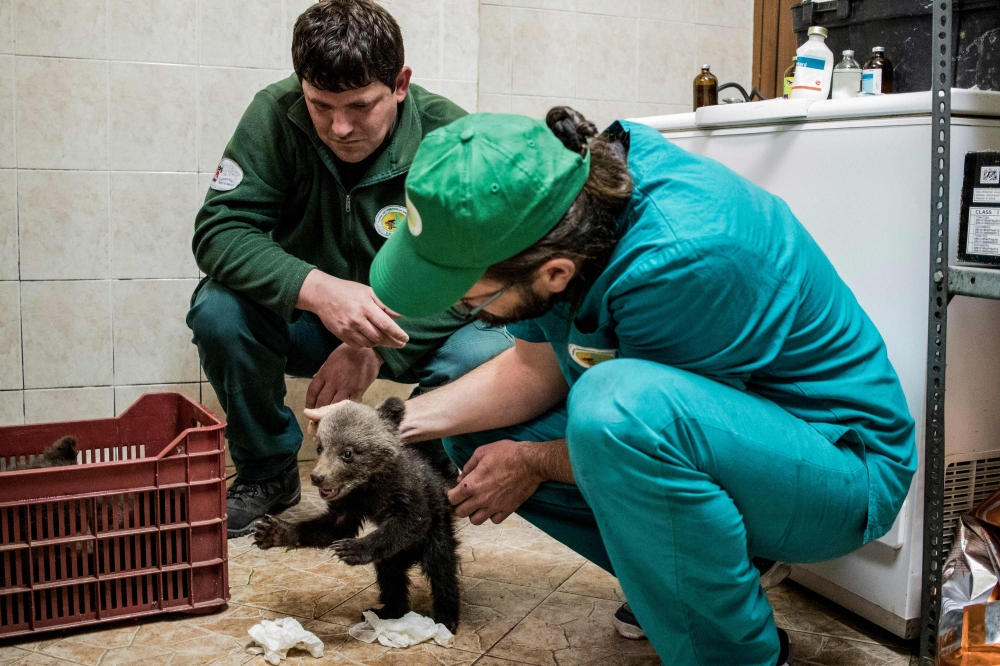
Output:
[26,436,78,468]
[253,398,460,631]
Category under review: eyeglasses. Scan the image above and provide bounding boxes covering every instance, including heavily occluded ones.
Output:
[454,287,507,317]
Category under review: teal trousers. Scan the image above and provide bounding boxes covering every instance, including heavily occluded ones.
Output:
[444,359,870,666]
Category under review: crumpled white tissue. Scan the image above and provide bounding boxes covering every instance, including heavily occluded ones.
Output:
[349,610,455,648]
[246,617,324,664]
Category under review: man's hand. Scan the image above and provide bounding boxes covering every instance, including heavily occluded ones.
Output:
[297,270,409,349]
[306,345,382,410]
[447,440,547,525]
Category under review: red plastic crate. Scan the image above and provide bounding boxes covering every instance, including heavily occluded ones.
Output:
[0,393,229,639]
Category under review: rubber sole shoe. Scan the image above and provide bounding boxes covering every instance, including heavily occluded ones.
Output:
[227,460,301,538]
[612,603,645,640]
[753,557,793,590]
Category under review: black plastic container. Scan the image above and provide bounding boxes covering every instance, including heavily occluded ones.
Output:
[791,0,1000,92]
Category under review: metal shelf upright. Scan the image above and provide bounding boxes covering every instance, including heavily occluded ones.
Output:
[919,3,1000,663]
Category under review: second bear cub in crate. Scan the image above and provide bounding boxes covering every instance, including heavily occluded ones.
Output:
[254,398,460,631]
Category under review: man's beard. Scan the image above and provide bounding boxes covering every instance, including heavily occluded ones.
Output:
[474,284,559,327]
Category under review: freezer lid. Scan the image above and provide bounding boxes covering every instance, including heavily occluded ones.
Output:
[633,89,1000,132]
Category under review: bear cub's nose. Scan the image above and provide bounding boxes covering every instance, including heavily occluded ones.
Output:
[310,471,325,486]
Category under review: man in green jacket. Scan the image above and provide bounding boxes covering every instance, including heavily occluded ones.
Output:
[187,0,512,537]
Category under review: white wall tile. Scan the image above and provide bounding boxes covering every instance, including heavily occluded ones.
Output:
[0,0,12,54]
[578,0,639,16]
[200,0,285,69]
[0,389,20,425]
[112,173,199,279]
[24,387,114,424]
[0,389,21,425]
[383,0,443,79]
[512,9,577,97]
[505,0,577,9]
[284,0,318,70]
[570,98,639,131]
[113,279,200,386]
[14,0,106,59]
[698,0,754,28]
[634,102,690,118]
[199,67,290,173]
[0,281,20,389]
[114,382,200,415]
[697,24,752,89]
[639,19,700,105]
[110,63,197,172]
[640,0,697,23]
[18,170,109,280]
[436,80,477,113]
[478,93,511,113]
[0,170,15,280]
[109,0,198,64]
[443,0,479,81]
[200,380,223,419]
[21,280,113,389]
[15,57,108,170]
[575,13,637,102]
[0,55,12,168]
[509,94,575,119]
[479,4,512,94]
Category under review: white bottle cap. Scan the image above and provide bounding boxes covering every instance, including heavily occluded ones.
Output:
[873,46,885,53]
[702,64,711,70]
[807,26,828,38]
[843,50,854,56]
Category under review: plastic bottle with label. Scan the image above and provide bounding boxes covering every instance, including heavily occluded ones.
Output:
[693,65,718,112]
[790,27,834,101]
[862,47,894,95]
[831,50,862,99]
[782,58,796,99]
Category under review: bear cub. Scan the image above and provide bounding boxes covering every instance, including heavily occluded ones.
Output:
[253,398,460,631]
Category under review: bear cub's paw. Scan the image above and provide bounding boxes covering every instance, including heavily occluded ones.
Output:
[332,538,373,565]
[253,515,299,549]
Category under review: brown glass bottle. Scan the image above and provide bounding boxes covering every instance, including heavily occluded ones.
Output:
[862,46,893,95]
[693,65,718,111]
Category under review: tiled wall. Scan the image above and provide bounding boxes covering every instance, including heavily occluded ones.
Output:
[0,0,477,430]
[478,0,754,129]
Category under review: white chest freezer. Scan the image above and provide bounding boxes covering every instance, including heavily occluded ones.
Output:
[632,91,1000,639]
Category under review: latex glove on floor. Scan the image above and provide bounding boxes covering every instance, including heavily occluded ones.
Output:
[349,611,455,648]
[247,617,324,664]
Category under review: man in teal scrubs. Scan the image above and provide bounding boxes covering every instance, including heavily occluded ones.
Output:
[307,110,917,665]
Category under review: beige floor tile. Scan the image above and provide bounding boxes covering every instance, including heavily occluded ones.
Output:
[556,562,625,602]
[98,644,174,666]
[487,591,661,666]
[69,624,139,649]
[335,640,480,666]
[475,658,537,666]
[37,637,107,665]
[0,647,33,666]
[786,630,913,666]
[457,519,585,591]
[768,582,911,648]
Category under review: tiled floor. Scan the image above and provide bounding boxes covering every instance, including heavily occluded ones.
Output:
[1,465,920,666]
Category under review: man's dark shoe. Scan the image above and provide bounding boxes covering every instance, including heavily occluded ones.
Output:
[777,627,790,665]
[612,603,645,640]
[227,461,301,538]
[753,556,792,590]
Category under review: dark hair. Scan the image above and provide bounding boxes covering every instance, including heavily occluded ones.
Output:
[484,107,634,309]
[292,0,404,93]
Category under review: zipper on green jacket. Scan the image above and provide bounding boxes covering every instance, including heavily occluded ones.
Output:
[346,194,351,212]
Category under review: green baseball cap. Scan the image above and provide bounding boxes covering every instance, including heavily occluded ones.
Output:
[370,113,591,318]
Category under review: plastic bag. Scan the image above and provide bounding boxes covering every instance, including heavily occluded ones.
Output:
[937,488,1000,665]
[247,617,324,664]
[349,610,454,648]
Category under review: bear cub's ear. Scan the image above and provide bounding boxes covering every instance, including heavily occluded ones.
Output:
[376,397,406,433]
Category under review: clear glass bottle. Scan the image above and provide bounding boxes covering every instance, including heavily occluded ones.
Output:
[862,46,894,95]
[831,50,862,99]
[693,65,718,112]
[782,58,796,99]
